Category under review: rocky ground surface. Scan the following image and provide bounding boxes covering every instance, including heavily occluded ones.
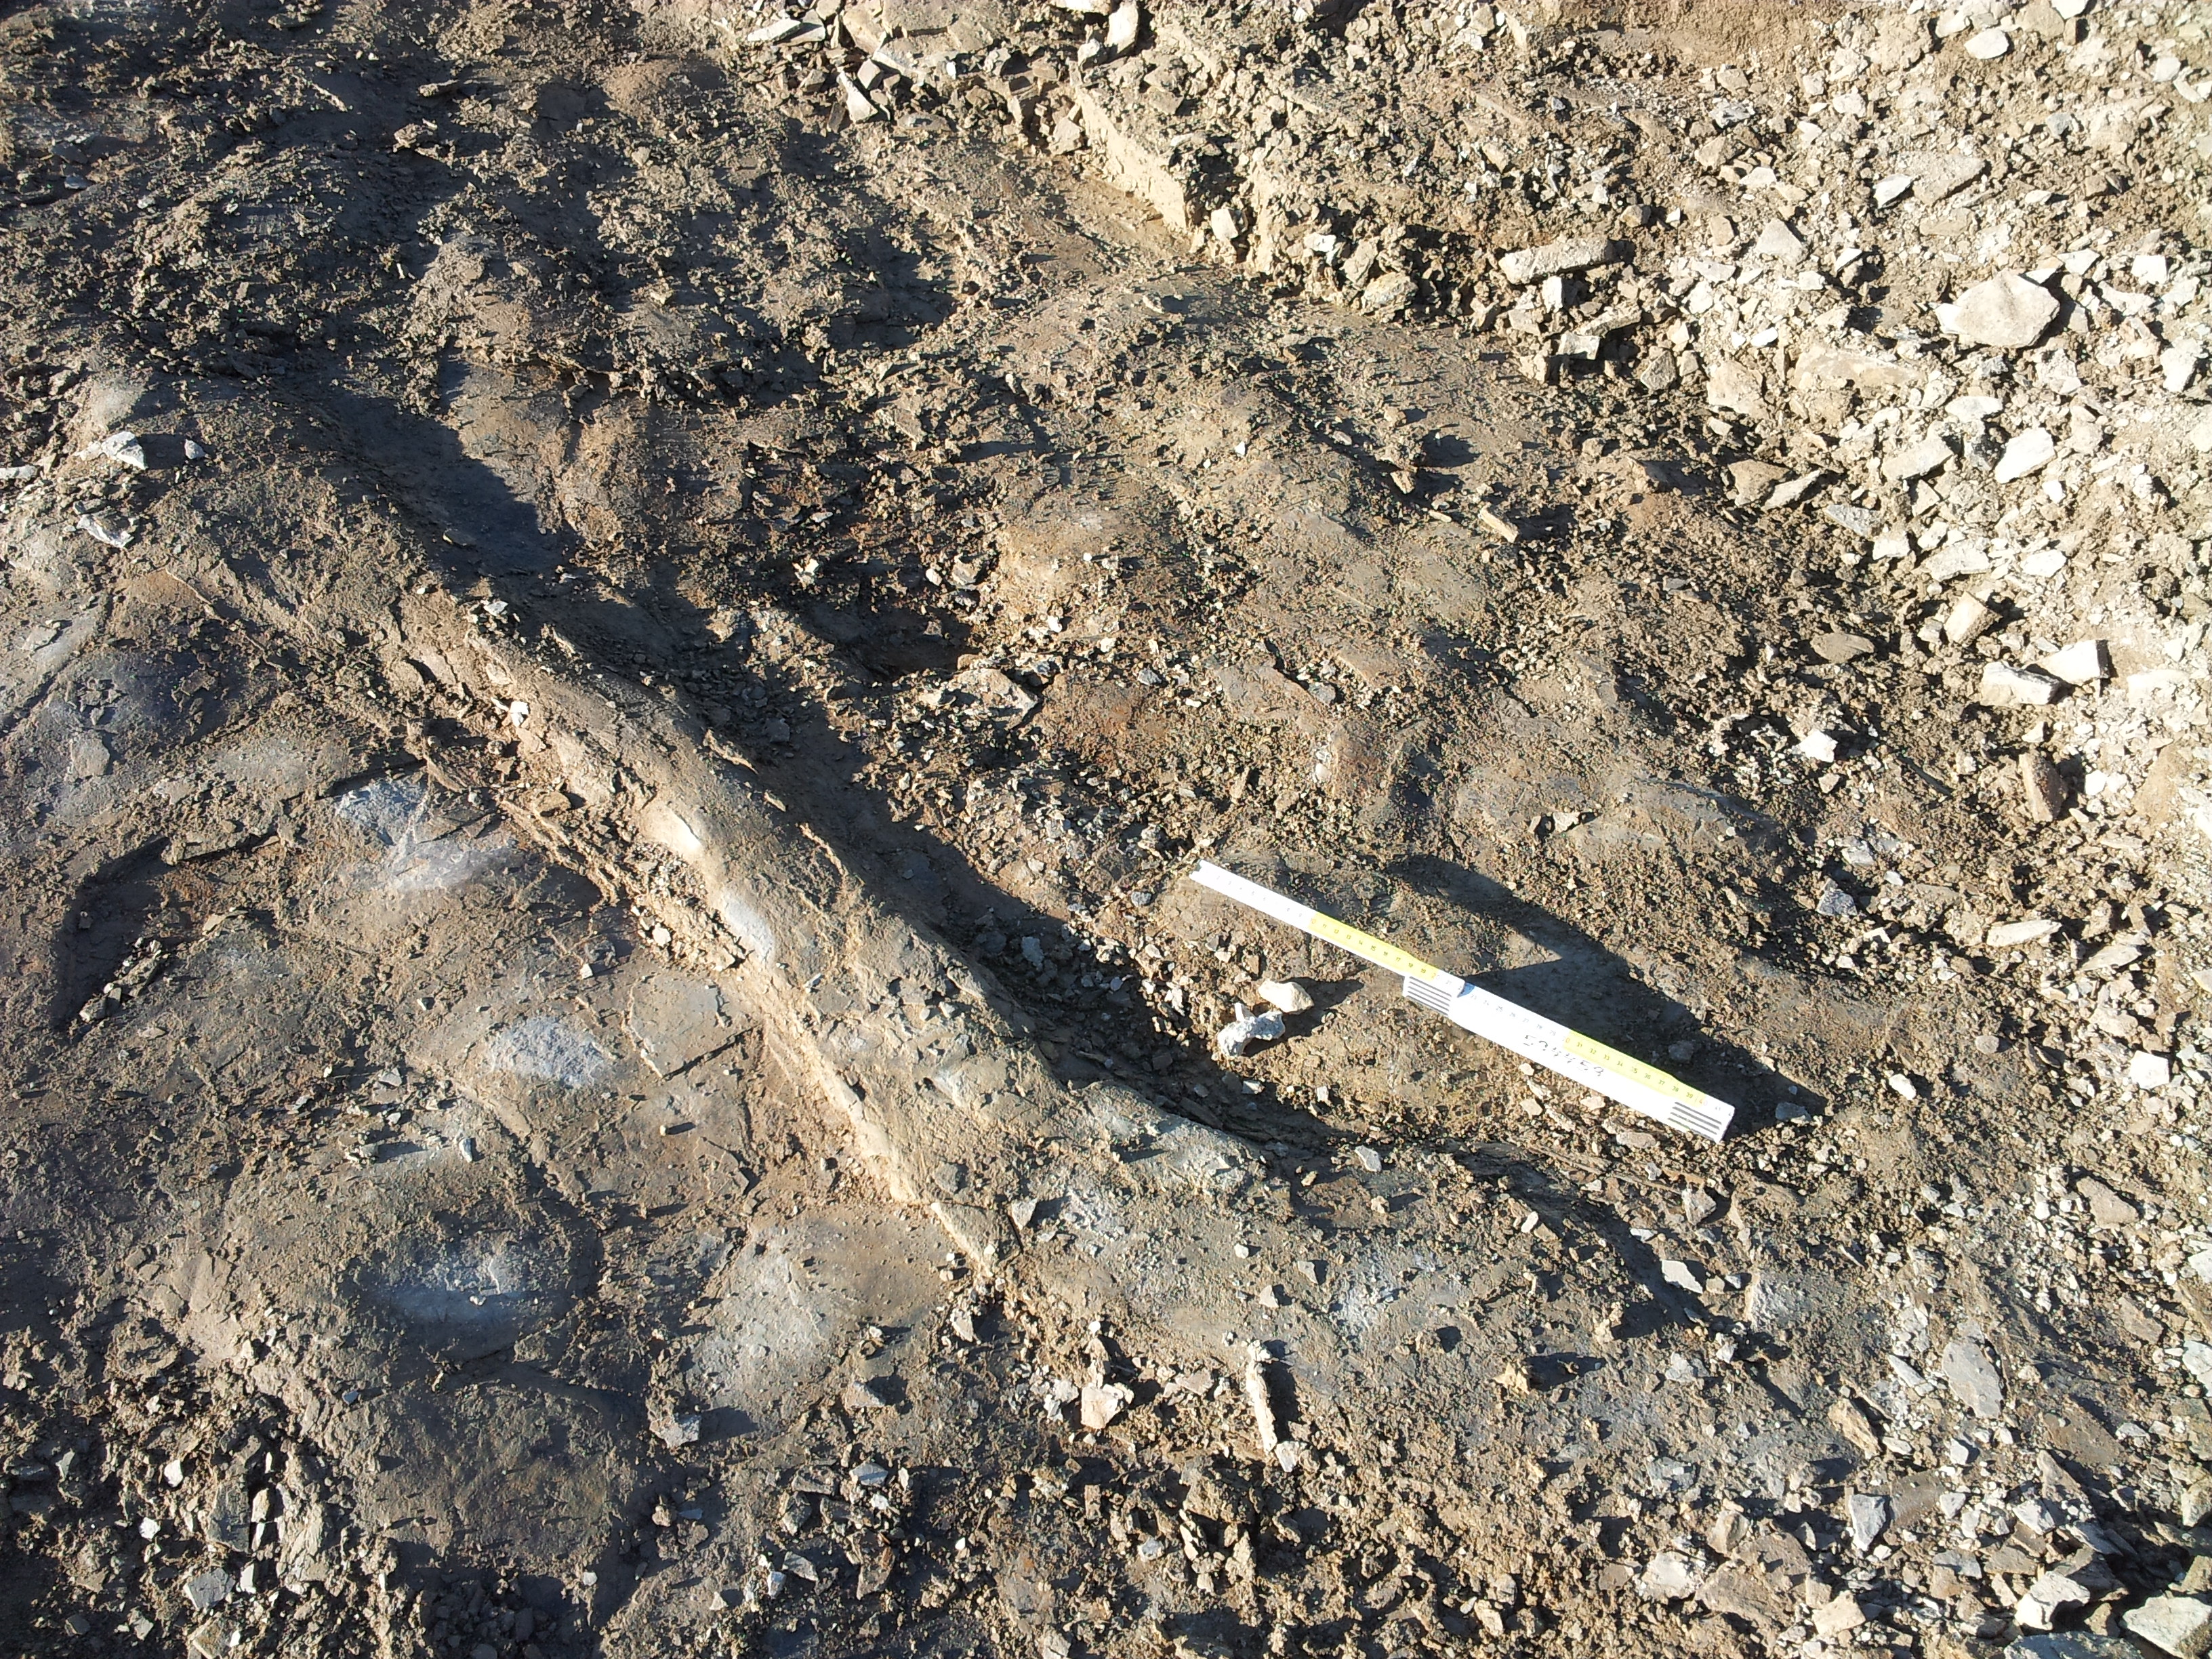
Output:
[3,0,2212,1656]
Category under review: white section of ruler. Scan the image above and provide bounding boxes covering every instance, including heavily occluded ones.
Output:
[1402,977,1734,1143]
[1189,861,1735,1143]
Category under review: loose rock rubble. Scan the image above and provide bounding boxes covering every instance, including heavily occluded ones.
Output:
[1,0,2210,1657]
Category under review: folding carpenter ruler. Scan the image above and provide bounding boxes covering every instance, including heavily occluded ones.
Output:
[1187,861,1734,1143]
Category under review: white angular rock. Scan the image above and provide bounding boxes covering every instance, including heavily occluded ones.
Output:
[1104,0,1140,54]
[1705,356,1768,419]
[2081,941,2145,976]
[1256,979,1313,1013]
[1823,502,1879,538]
[839,75,880,123]
[78,430,147,470]
[2131,1052,2173,1090]
[1994,427,2057,483]
[1660,1259,1704,1293]
[1753,220,1807,262]
[1902,150,1989,201]
[2037,639,2108,684]
[1939,1335,2004,1418]
[1942,593,1996,646]
[1884,434,1955,481]
[1498,235,1624,284]
[1814,1595,1867,1637]
[1638,1551,1701,1599]
[184,1569,234,1612]
[2016,1568,2093,1630]
[1767,470,1826,509]
[1924,544,1994,581]
[869,39,924,79]
[1987,918,2059,949]
[1949,273,2061,349]
[2124,1595,2212,1659]
[1216,1002,1284,1057]
[1847,1492,1891,1549]
[1965,26,2011,58]
[76,513,131,549]
[1979,662,2065,706]
[2188,1342,2212,1391]
[1742,1271,1809,1327]
[1080,1381,1132,1430]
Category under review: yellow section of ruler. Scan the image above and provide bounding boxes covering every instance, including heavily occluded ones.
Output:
[1303,911,1462,993]
[1561,1031,1709,1109]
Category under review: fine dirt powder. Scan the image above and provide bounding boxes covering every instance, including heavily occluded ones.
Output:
[1,1,2210,1657]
